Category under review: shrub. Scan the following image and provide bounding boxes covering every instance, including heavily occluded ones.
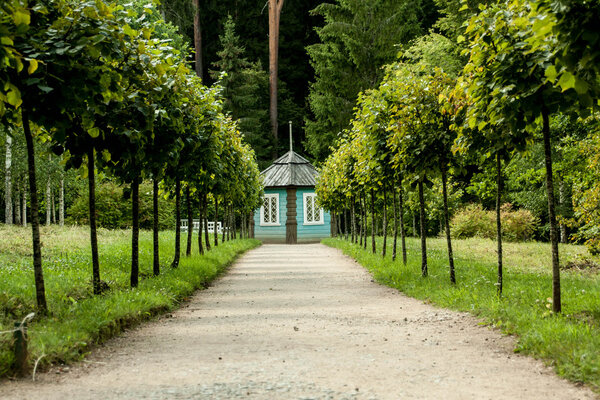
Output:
[67,181,175,230]
[451,203,538,241]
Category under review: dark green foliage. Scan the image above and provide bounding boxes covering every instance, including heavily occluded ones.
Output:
[67,182,175,230]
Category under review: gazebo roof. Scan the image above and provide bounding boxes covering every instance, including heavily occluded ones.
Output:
[261,151,319,188]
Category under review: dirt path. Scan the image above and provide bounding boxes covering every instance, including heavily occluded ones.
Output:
[1,244,596,399]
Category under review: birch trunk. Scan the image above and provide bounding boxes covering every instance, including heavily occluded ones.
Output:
[59,174,64,226]
[15,189,21,225]
[45,171,51,226]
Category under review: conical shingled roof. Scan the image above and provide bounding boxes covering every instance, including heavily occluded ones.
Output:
[261,151,319,188]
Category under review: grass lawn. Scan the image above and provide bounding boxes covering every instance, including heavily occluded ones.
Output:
[0,224,259,377]
[324,235,600,391]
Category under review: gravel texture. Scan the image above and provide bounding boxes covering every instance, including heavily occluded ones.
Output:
[1,244,596,399]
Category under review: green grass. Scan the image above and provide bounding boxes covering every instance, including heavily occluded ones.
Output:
[323,236,600,391]
[0,224,260,377]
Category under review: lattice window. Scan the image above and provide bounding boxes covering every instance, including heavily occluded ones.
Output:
[303,193,324,225]
[260,194,279,226]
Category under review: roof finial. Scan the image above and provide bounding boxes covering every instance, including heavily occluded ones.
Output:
[289,120,293,153]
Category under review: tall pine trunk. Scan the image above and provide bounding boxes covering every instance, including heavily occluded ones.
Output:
[130,175,140,288]
[441,166,455,284]
[204,193,211,251]
[542,105,561,313]
[87,145,101,295]
[418,181,428,277]
[23,108,47,313]
[268,0,285,159]
[5,134,12,224]
[214,196,219,247]
[496,154,503,296]
[186,186,193,256]
[153,178,160,276]
[171,179,181,268]
[198,194,204,255]
[192,0,203,79]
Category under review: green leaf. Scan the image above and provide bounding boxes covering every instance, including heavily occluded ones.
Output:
[13,9,31,26]
[557,71,576,92]
[6,88,22,108]
[544,65,557,82]
[27,59,38,75]
[88,128,100,138]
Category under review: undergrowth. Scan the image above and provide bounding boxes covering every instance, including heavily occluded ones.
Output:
[323,236,600,391]
[0,225,259,377]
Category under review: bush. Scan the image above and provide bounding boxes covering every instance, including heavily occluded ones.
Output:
[67,181,175,230]
[451,203,538,241]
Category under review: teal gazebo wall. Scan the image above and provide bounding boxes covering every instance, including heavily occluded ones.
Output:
[296,188,331,243]
[253,188,287,243]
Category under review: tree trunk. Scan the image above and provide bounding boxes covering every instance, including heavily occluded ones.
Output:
[441,166,455,284]
[223,204,228,242]
[418,181,428,277]
[4,134,12,224]
[382,186,388,257]
[171,179,181,268]
[130,175,140,288]
[192,0,203,79]
[496,154,503,296]
[204,193,211,251]
[22,181,27,227]
[153,178,160,276]
[59,173,64,226]
[350,196,355,243]
[45,171,51,226]
[198,194,204,255]
[186,186,193,256]
[363,194,368,250]
[413,213,417,238]
[559,178,567,243]
[51,187,56,224]
[87,145,101,295]
[371,189,376,254]
[399,184,407,265]
[542,105,561,313]
[23,108,47,313]
[392,188,398,261]
[269,0,285,159]
[214,196,219,247]
[227,205,231,241]
[15,189,21,225]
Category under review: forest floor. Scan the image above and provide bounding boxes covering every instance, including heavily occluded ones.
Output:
[0,243,597,399]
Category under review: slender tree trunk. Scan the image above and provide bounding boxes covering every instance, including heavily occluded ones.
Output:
[4,134,12,224]
[153,178,160,276]
[232,209,237,239]
[59,173,64,226]
[418,181,428,277]
[87,145,101,295]
[441,166,455,284]
[130,175,140,288]
[227,205,231,241]
[204,193,211,251]
[22,181,27,227]
[214,196,219,247]
[51,188,56,224]
[45,170,51,226]
[186,186,193,256]
[399,185,407,265]
[542,105,561,313]
[269,0,285,159]
[363,194,368,250]
[559,178,567,243]
[192,0,203,79]
[344,207,349,240]
[382,186,388,257]
[371,189,376,254]
[171,179,181,268]
[15,189,21,225]
[351,196,355,243]
[392,188,398,261]
[23,109,47,313]
[496,154,503,296]
[222,204,227,242]
[198,194,204,255]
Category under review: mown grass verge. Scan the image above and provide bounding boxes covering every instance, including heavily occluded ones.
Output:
[0,225,260,377]
[323,236,600,391]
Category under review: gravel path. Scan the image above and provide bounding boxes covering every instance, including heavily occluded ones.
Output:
[1,244,596,399]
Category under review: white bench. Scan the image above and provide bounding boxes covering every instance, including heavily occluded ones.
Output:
[180,219,223,234]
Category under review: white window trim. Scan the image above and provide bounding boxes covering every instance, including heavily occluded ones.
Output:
[303,192,324,225]
[260,193,280,226]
